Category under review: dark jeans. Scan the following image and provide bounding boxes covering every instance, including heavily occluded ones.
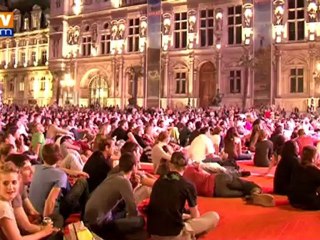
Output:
[235,153,252,161]
[89,216,147,240]
[60,178,90,219]
[45,213,64,240]
[214,173,259,198]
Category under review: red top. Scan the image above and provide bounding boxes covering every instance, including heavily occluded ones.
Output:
[296,136,315,155]
[183,165,215,197]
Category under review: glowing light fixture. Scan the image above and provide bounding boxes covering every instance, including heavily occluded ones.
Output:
[111,0,121,8]
[72,0,82,15]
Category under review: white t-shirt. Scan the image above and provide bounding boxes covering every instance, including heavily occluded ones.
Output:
[210,134,221,147]
[0,200,16,239]
[60,149,84,171]
[188,134,215,163]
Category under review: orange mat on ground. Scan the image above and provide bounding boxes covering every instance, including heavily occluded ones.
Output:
[199,162,320,240]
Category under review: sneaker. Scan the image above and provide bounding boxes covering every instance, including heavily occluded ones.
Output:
[250,193,275,207]
[240,170,251,177]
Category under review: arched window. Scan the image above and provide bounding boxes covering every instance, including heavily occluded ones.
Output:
[89,74,108,106]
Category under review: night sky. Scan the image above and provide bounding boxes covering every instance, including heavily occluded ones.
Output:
[10,0,50,11]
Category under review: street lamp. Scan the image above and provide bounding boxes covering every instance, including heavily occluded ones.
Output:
[60,73,75,105]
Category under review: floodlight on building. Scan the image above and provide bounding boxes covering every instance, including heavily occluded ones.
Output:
[111,0,121,8]
[215,10,223,21]
[72,0,82,15]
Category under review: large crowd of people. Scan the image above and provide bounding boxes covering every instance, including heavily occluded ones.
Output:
[0,103,320,239]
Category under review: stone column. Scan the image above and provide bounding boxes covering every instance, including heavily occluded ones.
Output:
[309,47,316,97]
[216,51,222,91]
[188,52,194,104]
[163,53,169,97]
[118,57,124,108]
[276,49,282,97]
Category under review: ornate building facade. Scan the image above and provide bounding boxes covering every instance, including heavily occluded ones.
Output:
[1,0,320,110]
[0,3,51,105]
[272,0,320,110]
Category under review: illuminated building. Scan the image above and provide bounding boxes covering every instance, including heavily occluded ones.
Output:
[0,2,51,105]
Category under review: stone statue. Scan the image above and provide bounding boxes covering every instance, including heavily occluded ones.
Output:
[212,88,223,106]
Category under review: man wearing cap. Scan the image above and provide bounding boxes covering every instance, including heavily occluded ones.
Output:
[147,151,219,240]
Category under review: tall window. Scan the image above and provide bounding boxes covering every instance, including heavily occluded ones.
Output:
[199,9,214,47]
[31,51,36,63]
[19,81,24,91]
[21,52,26,65]
[9,80,14,92]
[290,68,303,93]
[174,12,188,49]
[175,72,187,94]
[56,0,61,8]
[288,0,305,41]
[40,77,46,91]
[128,18,140,52]
[228,6,242,45]
[82,36,92,56]
[101,34,111,55]
[11,53,15,65]
[41,50,47,64]
[229,70,241,93]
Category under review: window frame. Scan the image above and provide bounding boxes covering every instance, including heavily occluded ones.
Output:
[227,5,242,45]
[101,33,111,55]
[229,70,241,94]
[174,12,188,49]
[40,77,46,91]
[199,9,215,47]
[174,71,187,95]
[287,0,305,41]
[127,18,140,52]
[289,67,304,93]
[82,36,92,56]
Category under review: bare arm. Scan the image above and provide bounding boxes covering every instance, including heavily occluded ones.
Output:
[1,218,53,240]
[189,205,200,219]
[23,198,40,216]
[59,167,89,178]
[14,207,41,233]
[43,187,61,217]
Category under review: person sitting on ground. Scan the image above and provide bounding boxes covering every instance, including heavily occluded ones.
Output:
[296,129,316,155]
[188,127,219,163]
[59,136,85,172]
[183,161,275,207]
[30,123,45,161]
[0,162,56,239]
[83,137,114,193]
[270,124,285,165]
[5,154,44,233]
[151,131,173,175]
[84,153,147,240]
[224,127,251,161]
[28,144,68,227]
[253,129,273,167]
[273,140,300,195]
[288,145,320,210]
[0,143,15,165]
[147,151,220,240]
[46,118,73,143]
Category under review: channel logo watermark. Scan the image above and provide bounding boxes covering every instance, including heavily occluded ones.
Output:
[0,12,14,37]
